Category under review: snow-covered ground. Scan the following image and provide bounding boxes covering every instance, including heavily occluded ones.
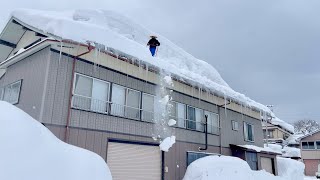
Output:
[183,156,284,180]
[304,177,316,180]
[0,101,112,180]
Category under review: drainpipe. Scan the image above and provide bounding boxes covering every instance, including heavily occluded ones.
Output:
[64,44,94,142]
[199,115,208,151]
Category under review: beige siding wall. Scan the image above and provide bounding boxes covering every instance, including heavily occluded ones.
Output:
[8,30,41,57]
[302,132,320,141]
[0,47,50,120]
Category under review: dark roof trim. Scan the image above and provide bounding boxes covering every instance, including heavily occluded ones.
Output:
[0,39,16,48]
[230,144,281,155]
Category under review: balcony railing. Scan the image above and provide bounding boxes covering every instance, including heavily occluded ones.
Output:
[72,95,220,135]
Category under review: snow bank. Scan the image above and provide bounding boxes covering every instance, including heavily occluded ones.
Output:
[159,136,176,152]
[183,156,284,180]
[0,101,112,180]
[277,157,305,180]
[10,9,280,116]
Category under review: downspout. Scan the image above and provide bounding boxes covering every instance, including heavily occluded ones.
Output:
[199,115,208,151]
[64,44,94,142]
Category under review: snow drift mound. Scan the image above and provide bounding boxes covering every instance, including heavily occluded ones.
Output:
[0,101,112,180]
[183,156,284,180]
[277,157,304,180]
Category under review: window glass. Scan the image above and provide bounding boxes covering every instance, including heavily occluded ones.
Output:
[232,120,239,131]
[168,101,177,119]
[246,152,258,170]
[244,122,254,142]
[142,94,154,122]
[74,74,92,97]
[316,141,320,149]
[126,89,141,119]
[308,142,315,149]
[302,142,308,149]
[0,87,3,100]
[91,80,109,113]
[187,106,196,130]
[3,80,22,104]
[177,103,186,128]
[195,108,203,131]
[111,84,126,116]
[187,152,212,166]
[205,111,219,134]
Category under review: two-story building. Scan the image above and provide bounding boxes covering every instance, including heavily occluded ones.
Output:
[263,121,294,145]
[0,9,280,179]
[300,130,320,176]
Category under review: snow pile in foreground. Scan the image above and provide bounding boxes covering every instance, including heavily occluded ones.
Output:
[0,101,112,180]
[183,156,284,180]
[10,9,278,114]
[277,157,305,180]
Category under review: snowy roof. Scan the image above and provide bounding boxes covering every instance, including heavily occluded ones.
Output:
[236,144,281,154]
[265,144,301,158]
[270,117,294,134]
[285,133,304,145]
[5,9,290,122]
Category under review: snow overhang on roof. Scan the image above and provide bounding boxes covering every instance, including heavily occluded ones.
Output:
[230,144,282,155]
[0,9,293,129]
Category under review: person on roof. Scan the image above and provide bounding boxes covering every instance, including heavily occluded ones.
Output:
[147,35,160,57]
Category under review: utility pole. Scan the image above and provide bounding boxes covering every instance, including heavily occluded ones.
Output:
[265,105,274,147]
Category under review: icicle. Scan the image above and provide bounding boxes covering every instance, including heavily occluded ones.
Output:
[224,94,227,117]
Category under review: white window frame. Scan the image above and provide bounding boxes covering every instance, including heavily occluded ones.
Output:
[72,73,110,113]
[2,80,22,105]
[231,120,239,131]
[244,122,255,142]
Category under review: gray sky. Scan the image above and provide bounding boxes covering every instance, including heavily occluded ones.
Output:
[1,0,319,123]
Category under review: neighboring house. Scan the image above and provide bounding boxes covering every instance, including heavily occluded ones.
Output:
[262,121,294,145]
[0,10,279,179]
[300,130,320,176]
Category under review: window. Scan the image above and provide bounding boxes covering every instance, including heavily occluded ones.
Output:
[246,152,258,170]
[0,87,3,100]
[244,122,254,142]
[187,152,213,166]
[142,93,155,122]
[2,80,22,104]
[204,111,219,134]
[72,74,110,113]
[317,141,320,149]
[302,141,316,150]
[187,106,203,131]
[168,102,186,128]
[232,120,239,131]
[111,84,141,120]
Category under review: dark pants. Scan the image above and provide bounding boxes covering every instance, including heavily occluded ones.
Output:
[149,46,157,56]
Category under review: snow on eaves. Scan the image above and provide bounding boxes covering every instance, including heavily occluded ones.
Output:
[10,9,286,120]
[270,116,294,134]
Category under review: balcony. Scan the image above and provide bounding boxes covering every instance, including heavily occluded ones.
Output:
[71,95,220,135]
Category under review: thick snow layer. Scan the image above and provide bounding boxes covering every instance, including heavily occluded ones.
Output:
[10,9,281,116]
[285,133,304,145]
[271,117,294,133]
[239,144,281,154]
[159,136,176,152]
[183,156,284,180]
[265,144,301,158]
[168,119,177,126]
[277,157,305,180]
[0,101,112,180]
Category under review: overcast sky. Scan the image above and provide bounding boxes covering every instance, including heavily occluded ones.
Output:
[1,0,319,124]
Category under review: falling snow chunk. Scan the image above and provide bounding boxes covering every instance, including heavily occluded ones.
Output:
[168,119,177,126]
[159,95,170,106]
[159,136,176,152]
[163,75,173,86]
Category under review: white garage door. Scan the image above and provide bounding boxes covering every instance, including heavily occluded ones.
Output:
[261,157,274,174]
[107,142,162,180]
